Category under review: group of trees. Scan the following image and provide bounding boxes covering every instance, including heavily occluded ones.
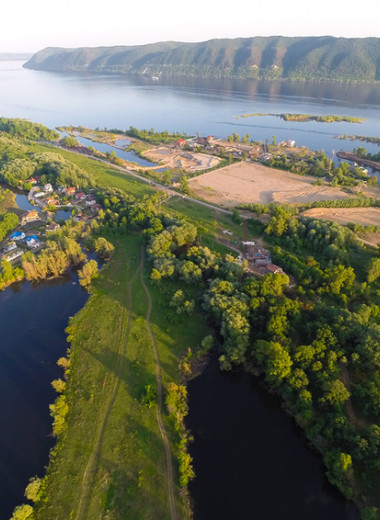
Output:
[0,117,59,141]
[126,126,188,144]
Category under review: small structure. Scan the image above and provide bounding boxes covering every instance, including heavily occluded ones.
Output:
[85,199,96,206]
[266,264,284,275]
[65,187,76,196]
[222,229,233,236]
[3,249,23,262]
[46,222,60,232]
[75,192,86,201]
[45,197,58,206]
[44,183,53,192]
[10,231,26,241]
[21,210,40,226]
[2,241,17,253]
[176,139,186,148]
[27,177,38,185]
[25,235,40,248]
[34,191,46,198]
[242,241,256,246]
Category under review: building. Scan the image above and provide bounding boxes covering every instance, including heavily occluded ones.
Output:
[45,197,58,206]
[44,183,53,192]
[10,231,26,241]
[27,177,38,185]
[25,235,40,248]
[2,241,17,253]
[65,187,76,196]
[176,139,186,147]
[266,264,285,275]
[46,222,60,232]
[75,192,86,201]
[3,249,23,262]
[21,210,40,225]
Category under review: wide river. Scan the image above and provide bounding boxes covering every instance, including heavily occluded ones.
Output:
[0,59,375,519]
[1,59,380,157]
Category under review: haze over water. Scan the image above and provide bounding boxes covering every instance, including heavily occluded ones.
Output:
[1,60,380,157]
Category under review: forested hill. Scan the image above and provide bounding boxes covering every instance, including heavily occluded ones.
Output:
[24,36,380,82]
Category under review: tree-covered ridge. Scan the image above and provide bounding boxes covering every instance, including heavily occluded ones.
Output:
[24,36,380,82]
[0,118,59,141]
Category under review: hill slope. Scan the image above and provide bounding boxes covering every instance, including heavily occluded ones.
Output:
[24,36,380,82]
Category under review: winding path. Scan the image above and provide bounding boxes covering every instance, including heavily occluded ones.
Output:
[140,250,178,520]
[75,253,143,520]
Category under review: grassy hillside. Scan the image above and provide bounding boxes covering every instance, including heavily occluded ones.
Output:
[24,36,380,82]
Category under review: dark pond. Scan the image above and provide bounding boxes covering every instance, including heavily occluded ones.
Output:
[0,273,88,519]
[55,209,72,221]
[187,356,360,520]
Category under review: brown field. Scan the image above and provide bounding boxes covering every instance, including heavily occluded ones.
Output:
[189,161,360,206]
[144,146,221,172]
[301,207,380,227]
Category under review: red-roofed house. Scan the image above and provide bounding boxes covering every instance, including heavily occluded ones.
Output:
[75,192,86,201]
[176,139,186,147]
[266,264,285,275]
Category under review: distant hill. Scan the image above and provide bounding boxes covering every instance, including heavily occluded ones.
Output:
[24,37,380,82]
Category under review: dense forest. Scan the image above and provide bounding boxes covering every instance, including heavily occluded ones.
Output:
[24,36,380,82]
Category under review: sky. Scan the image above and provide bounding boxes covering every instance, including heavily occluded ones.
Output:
[2,0,379,53]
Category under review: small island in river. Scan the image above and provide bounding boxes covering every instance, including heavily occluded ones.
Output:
[237,113,365,123]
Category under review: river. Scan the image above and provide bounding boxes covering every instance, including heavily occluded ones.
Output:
[0,58,377,519]
[1,60,380,158]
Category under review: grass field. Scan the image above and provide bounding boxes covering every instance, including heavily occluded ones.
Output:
[36,233,209,520]
[163,197,257,255]
[30,144,154,198]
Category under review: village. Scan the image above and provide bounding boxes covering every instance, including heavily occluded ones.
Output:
[0,177,102,264]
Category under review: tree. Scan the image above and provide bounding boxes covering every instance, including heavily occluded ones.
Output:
[78,259,98,288]
[367,258,380,284]
[323,379,350,405]
[94,237,114,260]
[25,477,42,503]
[10,504,34,520]
[179,175,189,195]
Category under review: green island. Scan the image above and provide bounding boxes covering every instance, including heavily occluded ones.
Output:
[2,119,380,520]
[237,113,365,123]
[335,135,380,146]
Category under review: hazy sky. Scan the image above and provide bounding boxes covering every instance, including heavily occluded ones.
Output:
[2,0,379,53]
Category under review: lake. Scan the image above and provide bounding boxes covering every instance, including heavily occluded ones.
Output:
[0,273,88,520]
[187,357,359,520]
[1,60,380,158]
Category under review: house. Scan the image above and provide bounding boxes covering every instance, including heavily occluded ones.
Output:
[25,235,40,248]
[27,177,38,185]
[3,241,17,253]
[176,139,186,147]
[45,197,58,206]
[10,231,26,241]
[266,264,285,275]
[46,222,60,232]
[75,192,86,201]
[65,187,76,196]
[34,191,46,198]
[21,210,40,225]
[44,183,53,192]
[85,199,96,206]
[206,135,215,144]
[3,249,23,262]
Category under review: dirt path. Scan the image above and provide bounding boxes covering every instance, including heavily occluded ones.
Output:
[341,366,368,430]
[140,251,178,520]
[75,254,143,520]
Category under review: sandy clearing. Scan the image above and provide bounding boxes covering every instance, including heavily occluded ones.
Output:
[301,207,380,227]
[144,146,220,172]
[189,161,356,207]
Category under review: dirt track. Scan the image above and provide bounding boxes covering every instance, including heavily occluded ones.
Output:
[189,162,363,207]
[301,207,380,227]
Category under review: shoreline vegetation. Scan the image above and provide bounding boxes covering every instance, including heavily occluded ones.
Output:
[3,119,380,520]
[335,135,380,146]
[237,113,365,123]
